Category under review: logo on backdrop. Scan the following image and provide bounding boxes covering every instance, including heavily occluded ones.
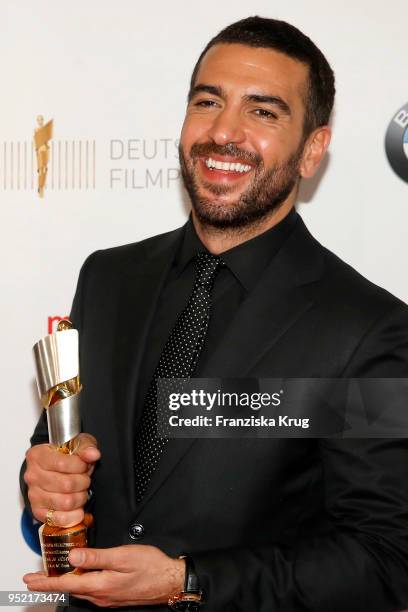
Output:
[109,138,180,189]
[0,118,180,193]
[48,315,70,334]
[385,102,408,183]
[34,115,53,198]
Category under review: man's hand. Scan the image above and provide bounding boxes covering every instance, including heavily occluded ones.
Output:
[23,544,185,607]
[24,433,100,527]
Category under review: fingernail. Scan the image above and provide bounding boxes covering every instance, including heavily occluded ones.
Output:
[69,550,85,566]
[24,576,40,583]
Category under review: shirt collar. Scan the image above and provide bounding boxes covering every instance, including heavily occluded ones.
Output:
[175,207,298,291]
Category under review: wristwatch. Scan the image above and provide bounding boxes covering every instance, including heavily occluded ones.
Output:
[168,555,204,611]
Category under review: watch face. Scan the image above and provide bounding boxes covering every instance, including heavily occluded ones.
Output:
[168,593,202,611]
[174,603,201,612]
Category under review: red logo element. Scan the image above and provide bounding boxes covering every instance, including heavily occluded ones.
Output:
[48,316,70,335]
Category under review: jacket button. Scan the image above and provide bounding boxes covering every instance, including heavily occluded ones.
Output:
[128,522,144,540]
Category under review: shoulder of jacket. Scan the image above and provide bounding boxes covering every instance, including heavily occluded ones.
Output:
[81,225,184,272]
[320,246,408,316]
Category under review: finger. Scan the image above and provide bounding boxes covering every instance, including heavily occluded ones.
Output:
[50,491,89,512]
[69,546,126,571]
[23,571,46,580]
[26,444,89,474]
[24,570,102,595]
[30,489,88,516]
[26,470,91,494]
[75,433,100,463]
[36,507,84,528]
[29,486,87,510]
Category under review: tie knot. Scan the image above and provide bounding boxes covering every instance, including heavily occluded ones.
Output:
[195,252,223,287]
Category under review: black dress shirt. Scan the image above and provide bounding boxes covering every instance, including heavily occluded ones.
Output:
[135,208,298,411]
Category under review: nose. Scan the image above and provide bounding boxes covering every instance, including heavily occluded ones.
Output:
[206,107,246,146]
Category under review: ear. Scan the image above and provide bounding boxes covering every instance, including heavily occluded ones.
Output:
[299,126,331,179]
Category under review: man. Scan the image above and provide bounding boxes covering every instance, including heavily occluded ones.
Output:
[21,16,408,612]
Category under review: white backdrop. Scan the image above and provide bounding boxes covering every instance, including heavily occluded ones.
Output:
[1,0,407,606]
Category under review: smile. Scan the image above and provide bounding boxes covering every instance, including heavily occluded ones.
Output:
[204,157,252,174]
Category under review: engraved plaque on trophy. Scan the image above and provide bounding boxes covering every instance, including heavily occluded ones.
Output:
[32,319,93,577]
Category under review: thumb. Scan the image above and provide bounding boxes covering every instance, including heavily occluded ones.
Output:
[75,433,100,463]
[69,547,122,571]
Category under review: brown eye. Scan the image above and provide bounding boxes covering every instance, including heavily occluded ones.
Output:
[194,99,218,108]
[254,108,278,119]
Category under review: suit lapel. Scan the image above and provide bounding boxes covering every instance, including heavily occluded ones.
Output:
[136,216,326,515]
[112,227,184,512]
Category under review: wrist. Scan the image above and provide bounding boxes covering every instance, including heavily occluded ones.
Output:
[172,557,186,594]
[163,556,185,603]
[168,555,203,611]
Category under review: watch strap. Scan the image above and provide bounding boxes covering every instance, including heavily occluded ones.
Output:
[184,555,200,593]
[168,555,203,610]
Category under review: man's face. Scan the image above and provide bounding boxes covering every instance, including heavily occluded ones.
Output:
[179,43,310,229]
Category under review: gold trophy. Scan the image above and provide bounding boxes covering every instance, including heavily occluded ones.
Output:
[32,320,93,577]
[34,115,53,198]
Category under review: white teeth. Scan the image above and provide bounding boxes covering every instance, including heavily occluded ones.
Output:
[205,157,251,173]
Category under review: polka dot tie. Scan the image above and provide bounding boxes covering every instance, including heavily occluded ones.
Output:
[134,252,223,502]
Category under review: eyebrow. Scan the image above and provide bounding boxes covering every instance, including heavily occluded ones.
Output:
[188,84,291,116]
[188,84,224,101]
[243,94,291,117]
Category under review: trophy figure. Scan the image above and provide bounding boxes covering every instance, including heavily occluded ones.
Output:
[34,115,53,198]
[32,319,93,577]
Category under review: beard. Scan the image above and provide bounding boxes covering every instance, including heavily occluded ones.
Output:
[179,141,303,230]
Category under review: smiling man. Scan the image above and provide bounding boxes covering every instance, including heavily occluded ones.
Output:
[179,43,326,245]
[21,16,408,612]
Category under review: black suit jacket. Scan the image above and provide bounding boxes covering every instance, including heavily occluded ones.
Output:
[23,215,408,612]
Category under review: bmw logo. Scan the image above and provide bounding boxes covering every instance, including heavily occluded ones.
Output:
[385,102,408,183]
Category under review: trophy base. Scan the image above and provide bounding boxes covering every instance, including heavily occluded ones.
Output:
[39,513,94,577]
